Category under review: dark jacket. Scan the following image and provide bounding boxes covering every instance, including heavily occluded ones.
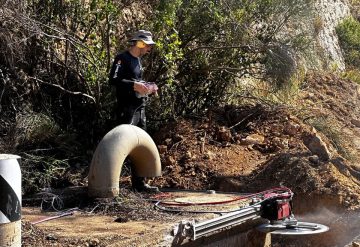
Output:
[109,51,146,108]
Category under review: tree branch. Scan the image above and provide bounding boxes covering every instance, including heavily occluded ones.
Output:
[29,76,96,103]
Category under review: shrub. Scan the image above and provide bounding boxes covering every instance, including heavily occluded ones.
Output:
[342,68,360,85]
[336,17,360,67]
[149,0,313,118]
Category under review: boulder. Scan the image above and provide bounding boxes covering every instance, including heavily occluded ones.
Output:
[302,133,331,161]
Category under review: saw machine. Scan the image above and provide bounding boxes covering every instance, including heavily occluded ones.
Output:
[156,187,329,240]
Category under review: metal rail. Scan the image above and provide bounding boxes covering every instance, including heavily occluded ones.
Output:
[176,204,262,240]
[193,204,261,240]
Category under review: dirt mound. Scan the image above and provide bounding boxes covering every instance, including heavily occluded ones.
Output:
[301,73,360,123]
[244,153,360,209]
[300,73,360,167]
[150,74,360,211]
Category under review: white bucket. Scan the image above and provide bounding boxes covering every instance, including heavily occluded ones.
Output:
[0,154,22,247]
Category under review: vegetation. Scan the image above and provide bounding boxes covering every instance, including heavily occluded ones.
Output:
[149,0,312,118]
[336,16,360,68]
[1,0,122,191]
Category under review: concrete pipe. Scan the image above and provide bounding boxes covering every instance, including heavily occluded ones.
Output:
[0,154,21,247]
[88,124,162,198]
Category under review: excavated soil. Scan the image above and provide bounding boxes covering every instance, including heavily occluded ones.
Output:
[21,73,360,246]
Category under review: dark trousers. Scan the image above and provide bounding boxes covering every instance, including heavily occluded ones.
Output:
[117,105,147,188]
[117,105,146,130]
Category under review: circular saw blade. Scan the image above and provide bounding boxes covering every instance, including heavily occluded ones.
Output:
[257,221,329,235]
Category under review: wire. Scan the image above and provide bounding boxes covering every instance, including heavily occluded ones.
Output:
[31,207,79,225]
[157,187,292,207]
[154,200,262,214]
[39,192,64,211]
[154,187,293,214]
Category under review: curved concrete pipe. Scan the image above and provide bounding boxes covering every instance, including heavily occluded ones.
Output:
[88,124,161,198]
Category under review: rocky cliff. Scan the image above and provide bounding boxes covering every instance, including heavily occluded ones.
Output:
[314,0,351,70]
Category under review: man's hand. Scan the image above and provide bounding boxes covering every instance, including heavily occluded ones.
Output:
[133,81,150,96]
[146,82,158,95]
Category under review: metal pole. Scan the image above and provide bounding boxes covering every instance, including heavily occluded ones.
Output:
[192,205,261,240]
[0,154,22,247]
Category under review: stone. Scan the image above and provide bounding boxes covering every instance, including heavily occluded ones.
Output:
[272,137,288,149]
[217,126,232,142]
[302,133,331,161]
[309,155,320,165]
[46,234,58,241]
[203,150,214,160]
[352,241,360,247]
[234,133,242,142]
[89,238,100,246]
[304,92,315,99]
[241,134,265,145]
[331,157,352,177]
[164,138,172,145]
[184,151,193,160]
[351,119,360,128]
[158,145,167,154]
[284,123,301,136]
[164,156,176,167]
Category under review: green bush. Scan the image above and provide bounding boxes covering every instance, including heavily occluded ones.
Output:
[336,17,360,67]
[149,0,312,118]
[342,68,360,85]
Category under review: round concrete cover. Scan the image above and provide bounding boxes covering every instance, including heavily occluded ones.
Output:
[174,194,237,204]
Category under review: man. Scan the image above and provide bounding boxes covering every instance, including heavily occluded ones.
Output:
[108,30,159,192]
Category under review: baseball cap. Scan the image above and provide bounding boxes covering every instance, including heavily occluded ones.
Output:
[130,30,155,45]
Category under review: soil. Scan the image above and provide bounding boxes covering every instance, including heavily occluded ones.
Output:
[21,73,360,246]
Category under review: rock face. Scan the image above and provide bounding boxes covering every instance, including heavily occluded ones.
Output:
[314,0,351,71]
[282,0,351,72]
